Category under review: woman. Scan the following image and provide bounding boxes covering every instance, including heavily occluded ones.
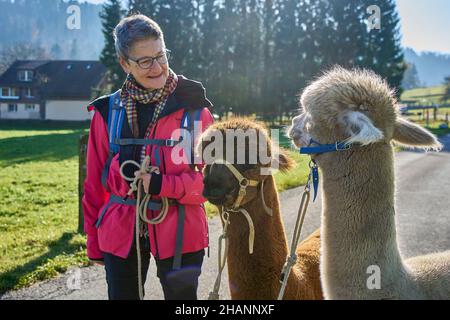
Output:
[82,14,214,300]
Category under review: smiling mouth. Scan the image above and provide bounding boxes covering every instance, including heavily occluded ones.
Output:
[147,73,163,79]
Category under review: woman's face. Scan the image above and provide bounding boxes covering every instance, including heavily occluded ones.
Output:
[120,37,169,90]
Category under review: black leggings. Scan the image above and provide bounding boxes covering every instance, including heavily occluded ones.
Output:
[103,237,205,300]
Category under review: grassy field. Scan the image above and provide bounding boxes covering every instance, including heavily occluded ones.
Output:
[401,85,449,105]
[400,86,450,136]
[0,120,309,293]
[0,120,91,294]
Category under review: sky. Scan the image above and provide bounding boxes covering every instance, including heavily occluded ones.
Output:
[81,0,450,54]
[396,0,450,54]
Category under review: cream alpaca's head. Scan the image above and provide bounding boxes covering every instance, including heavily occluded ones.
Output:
[287,66,442,152]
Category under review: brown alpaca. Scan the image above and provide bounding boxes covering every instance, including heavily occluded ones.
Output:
[198,118,323,300]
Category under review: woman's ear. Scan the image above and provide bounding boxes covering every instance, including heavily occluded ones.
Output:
[119,56,131,74]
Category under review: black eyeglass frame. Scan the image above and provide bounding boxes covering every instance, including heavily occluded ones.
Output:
[127,49,171,69]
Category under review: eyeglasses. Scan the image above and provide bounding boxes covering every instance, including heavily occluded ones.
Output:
[128,49,171,69]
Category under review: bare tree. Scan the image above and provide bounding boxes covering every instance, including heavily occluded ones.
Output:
[0,43,50,75]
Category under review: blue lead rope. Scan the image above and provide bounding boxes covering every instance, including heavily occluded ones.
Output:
[299,140,352,202]
[311,161,319,202]
[305,160,319,202]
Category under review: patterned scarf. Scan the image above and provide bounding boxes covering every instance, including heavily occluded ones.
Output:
[120,69,178,139]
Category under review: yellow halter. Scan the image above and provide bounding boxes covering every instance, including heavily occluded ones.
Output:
[210,159,260,210]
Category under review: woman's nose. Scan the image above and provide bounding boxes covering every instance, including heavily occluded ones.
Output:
[151,60,163,72]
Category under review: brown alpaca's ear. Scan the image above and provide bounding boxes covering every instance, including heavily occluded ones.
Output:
[392,117,442,150]
[272,149,295,173]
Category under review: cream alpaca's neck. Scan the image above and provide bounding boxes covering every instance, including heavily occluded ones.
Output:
[225,175,289,299]
[318,143,412,299]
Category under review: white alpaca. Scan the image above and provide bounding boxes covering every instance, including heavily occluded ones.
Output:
[288,66,450,300]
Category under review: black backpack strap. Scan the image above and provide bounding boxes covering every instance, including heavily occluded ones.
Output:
[180,108,203,170]
[172,204,186,270]
[101,90,122,191]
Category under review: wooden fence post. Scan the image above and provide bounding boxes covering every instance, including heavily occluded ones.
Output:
[78,134,89,234]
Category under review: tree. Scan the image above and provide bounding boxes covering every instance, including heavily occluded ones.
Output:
[70,39,79,59]
[128,0,158,17]
[91,0,409,120]
[402,63,421,90]
[50,43,63,59]
[272,0,305,119]
[326,0,367,67]
[198,0,224,115]
[99,0,126,90]
[442,76,450,103]
[361,0,406,95]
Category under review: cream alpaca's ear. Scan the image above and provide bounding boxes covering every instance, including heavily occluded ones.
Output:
[393,117,442,150]
[339,111,384,146]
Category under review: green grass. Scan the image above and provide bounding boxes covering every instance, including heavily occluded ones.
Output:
[400,86,450,136]
[0,121,91,294]
[414,120,450,136]
[0,120,309,293]
[400,109,450,137]
[401,85,449,105]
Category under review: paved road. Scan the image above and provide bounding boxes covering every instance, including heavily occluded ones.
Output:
[2,135,450,300]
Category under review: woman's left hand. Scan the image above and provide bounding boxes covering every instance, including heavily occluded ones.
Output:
[135,171,152,194]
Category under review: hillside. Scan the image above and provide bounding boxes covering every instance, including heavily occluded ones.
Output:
[404,48,450,87]
[0,0,103,61]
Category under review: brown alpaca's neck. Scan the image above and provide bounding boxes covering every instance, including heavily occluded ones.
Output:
[225,175,289,299]
[319,143,407,295]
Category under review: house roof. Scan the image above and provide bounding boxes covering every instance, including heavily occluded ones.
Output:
[0,60,107,100]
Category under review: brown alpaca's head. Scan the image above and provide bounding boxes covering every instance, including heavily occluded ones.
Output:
[287,66,442,152]
[198,117,294,207]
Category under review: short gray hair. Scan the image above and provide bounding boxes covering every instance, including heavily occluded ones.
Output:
[114,14,164,59]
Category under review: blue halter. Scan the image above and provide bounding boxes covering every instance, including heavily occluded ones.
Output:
[299,139,352,155]
[298,139,352,201]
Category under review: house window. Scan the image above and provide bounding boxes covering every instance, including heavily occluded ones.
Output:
[25,88,34,98]
[18,70,33,82]
[25,104,36,111]
[1,87,19,98]
[8,104,18,112]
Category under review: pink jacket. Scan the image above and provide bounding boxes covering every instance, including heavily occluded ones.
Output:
[82,77,214,261]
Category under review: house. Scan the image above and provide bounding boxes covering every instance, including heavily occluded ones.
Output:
[0,60,107,121]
